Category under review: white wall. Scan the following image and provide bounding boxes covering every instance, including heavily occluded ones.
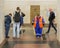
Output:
[4,0,57,24]
[0,0,5,44]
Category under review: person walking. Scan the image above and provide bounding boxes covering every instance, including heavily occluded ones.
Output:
[46,8,57,34]
[33,14,45,38]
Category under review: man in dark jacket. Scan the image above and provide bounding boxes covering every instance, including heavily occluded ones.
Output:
[19,12,25,34]
[46,9,57,34]
[20,12,25,26]
[5,13,12,38]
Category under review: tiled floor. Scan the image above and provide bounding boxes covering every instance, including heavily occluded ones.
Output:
[2,25,60,48]
[14,44,50,48]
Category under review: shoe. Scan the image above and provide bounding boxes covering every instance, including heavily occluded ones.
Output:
[6,36,10,38]
[46,32,49,35]
[36,36,40,38]
[23,30,25,33]
[46,32,49,33]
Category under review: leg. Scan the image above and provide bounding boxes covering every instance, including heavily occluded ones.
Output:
[52,22,57,33]
[13,23,16,38]
[35,28,41,38]
[35,28,38,37]
[5,25,10,38]
[46,22,52,33]
[16,22,20,38]
[39,28,42,37]
[19,25,21,34]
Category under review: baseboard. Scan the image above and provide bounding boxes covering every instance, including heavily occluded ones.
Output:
[0,39,6,48]
[11,23,57,27]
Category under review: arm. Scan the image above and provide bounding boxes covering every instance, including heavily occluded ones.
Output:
[9,17,11,23]
[32,18,35,25]
[8,16,11,23]
[42,18,45,26]
[21,12,25,17]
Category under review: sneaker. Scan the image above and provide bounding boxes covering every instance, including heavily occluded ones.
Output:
[46,32,49,35]
[37,36,40,38]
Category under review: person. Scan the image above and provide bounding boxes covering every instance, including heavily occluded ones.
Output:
[46,8,57,34]
[13,7,20,38]
[32,14,45,38]
[5,13,12,38]
[20,10,25,27]
[20,12,25,34]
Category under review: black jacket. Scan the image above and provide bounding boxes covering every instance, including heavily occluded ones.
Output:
[49,11,55,22]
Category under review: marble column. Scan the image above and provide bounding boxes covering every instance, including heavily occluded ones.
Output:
[57,0,60,42]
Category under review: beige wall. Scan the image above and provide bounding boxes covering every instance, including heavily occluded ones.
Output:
[4,0,57,24]
[0,0,5,44]
[57,0,60,42]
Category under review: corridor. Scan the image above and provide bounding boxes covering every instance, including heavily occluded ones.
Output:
[2,25,59,48]
[0,0,60,48]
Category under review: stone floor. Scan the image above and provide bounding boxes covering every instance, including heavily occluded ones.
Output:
[2,25,60,48]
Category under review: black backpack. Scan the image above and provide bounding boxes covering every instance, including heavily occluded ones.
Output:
[14,11,20,22]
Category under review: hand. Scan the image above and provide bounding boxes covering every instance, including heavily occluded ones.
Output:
[43,23,45,26]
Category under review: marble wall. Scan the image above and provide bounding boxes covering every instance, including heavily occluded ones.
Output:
[1,0,60,44]
[0,0,5,44]
[57,0,60,42]
[4,0,57,23]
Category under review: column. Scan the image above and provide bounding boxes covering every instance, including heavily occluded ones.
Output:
[57,0,60,42]
[0,0,5,44]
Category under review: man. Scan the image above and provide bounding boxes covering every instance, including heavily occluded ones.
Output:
[13,7,20,38]
[46,8,57,34]
[5,13,12,38]
[33,14,45,38]
[20,11,25,27]
[20,11,25,34]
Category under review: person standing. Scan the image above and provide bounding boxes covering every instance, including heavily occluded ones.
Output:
[20,10,25,27]
[5,13,12,38]
[20,11,25,34]
[13,7,20,38]
[46,9,57,34]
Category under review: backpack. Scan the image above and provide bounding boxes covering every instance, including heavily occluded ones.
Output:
[14,11,20,22]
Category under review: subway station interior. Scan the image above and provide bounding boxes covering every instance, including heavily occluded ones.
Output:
[0,0,60,48]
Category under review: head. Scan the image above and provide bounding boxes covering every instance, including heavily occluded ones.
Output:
[16,7,21,12]
[49,8,53,12]
[9,13,12,16]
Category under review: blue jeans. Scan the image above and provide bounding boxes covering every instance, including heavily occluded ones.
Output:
[5,24,10,37]
[13,22,20,38]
